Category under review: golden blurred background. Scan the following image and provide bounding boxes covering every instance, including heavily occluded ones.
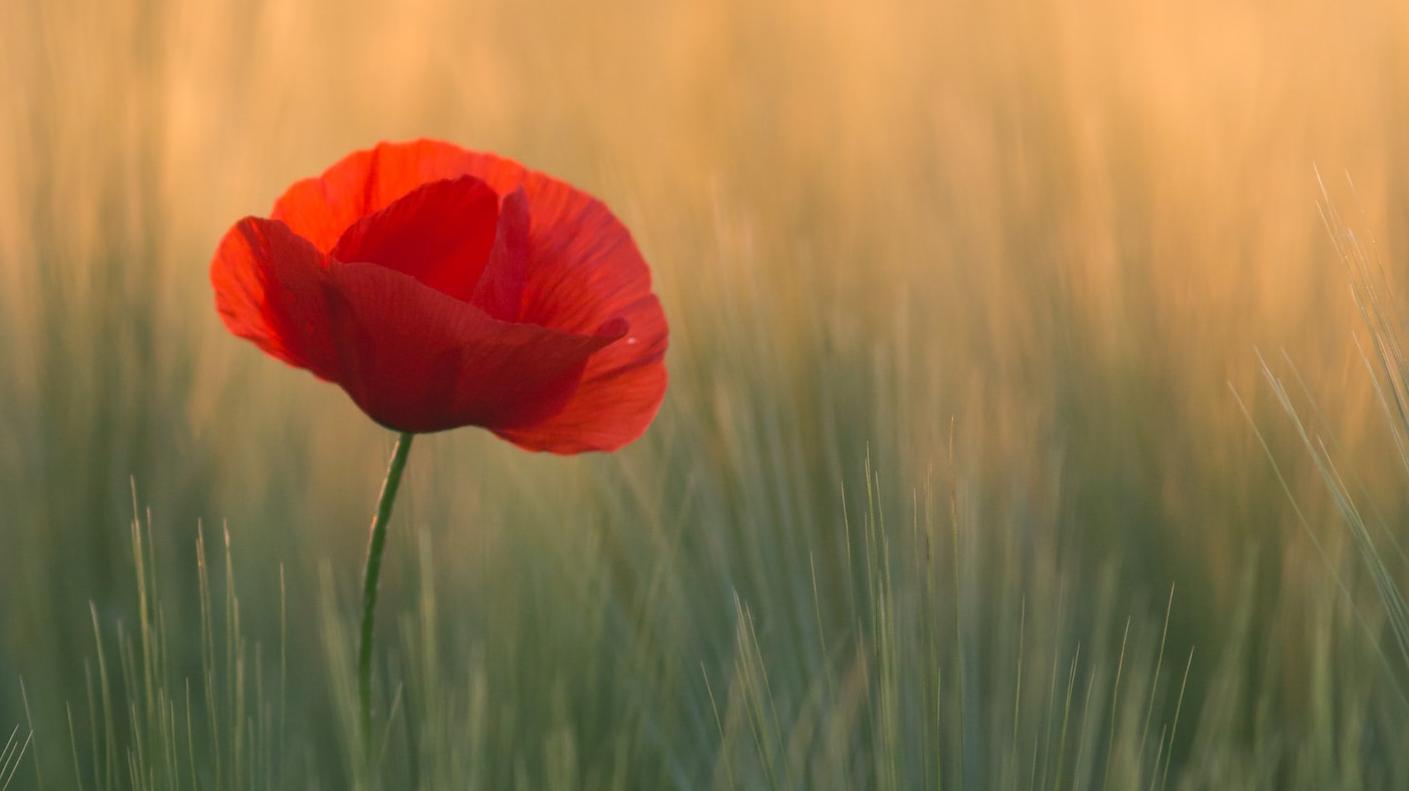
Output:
[3,0,1409,787]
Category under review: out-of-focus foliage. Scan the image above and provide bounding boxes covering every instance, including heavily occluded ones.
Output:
[3,0,1409,786]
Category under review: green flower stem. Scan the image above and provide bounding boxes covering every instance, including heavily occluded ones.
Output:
[357,431,414,751]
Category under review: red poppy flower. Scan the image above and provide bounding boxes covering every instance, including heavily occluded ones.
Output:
[211,139,668,452]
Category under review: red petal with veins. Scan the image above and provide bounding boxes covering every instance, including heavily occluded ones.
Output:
[211,217,338,380]
[323,262,623,434]
[470,187,531,321]
[331,176,498,303]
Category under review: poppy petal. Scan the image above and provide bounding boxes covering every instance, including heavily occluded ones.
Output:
[493,295,667,453]
[271,140,479,253]
[210,217,339,379]
[331,176,498,303]
[449,151,656,332]
[439,152,670,452]
[323,261,623,434]
[470,187,531,321]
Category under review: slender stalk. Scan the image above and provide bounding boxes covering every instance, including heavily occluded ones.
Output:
[357,432,414,752]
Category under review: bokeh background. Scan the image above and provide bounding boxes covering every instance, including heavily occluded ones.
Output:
[4,0,1409,787]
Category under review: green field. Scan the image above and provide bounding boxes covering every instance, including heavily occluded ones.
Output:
[4,0,1409,787]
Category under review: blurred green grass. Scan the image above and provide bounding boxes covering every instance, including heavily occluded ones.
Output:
[4,0,1409,787]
